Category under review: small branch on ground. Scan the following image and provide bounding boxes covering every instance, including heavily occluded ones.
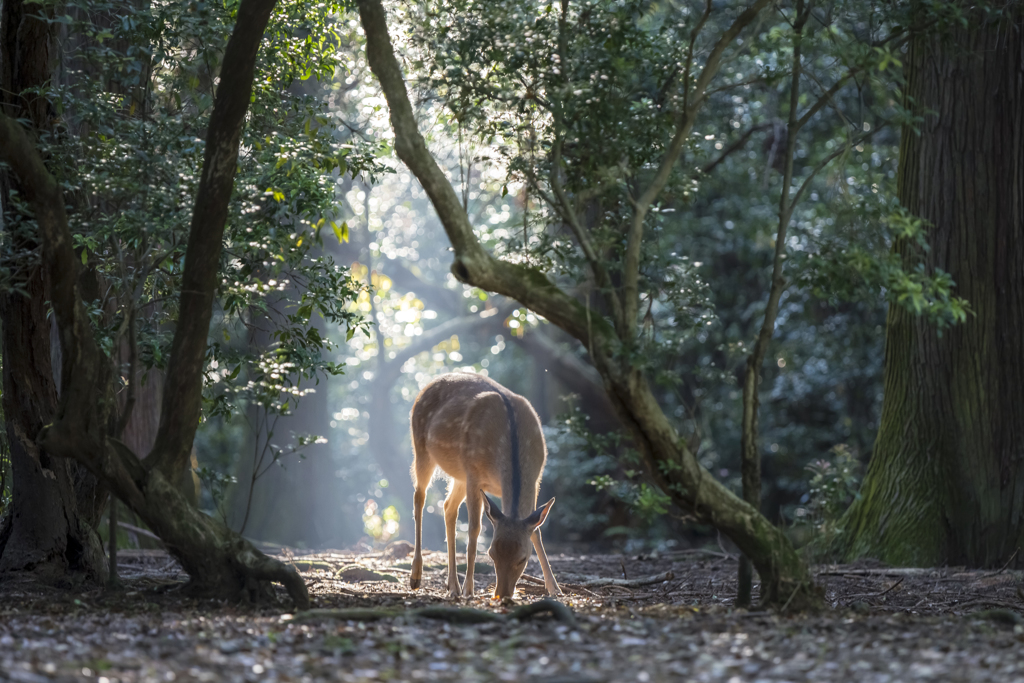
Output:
[579,571,674,588]
[816,568,940,577]
[997,548,1020,574]
[291,598,577,628]
[842,576,905,601]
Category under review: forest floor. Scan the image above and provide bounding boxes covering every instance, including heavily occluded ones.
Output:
[3,546,1024,682]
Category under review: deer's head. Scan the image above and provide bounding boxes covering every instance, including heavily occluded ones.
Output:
[482,493,555,599]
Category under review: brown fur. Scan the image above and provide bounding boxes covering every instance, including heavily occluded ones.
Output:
[408,372,560,598]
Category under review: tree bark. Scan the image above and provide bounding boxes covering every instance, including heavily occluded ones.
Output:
[0,0,107,583]
[356,0,819,608]
[0,0,309,607]
[839,10,1024,567]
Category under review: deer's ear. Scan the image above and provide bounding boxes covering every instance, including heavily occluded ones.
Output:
[524,497,555,530]
[481,492,503,526]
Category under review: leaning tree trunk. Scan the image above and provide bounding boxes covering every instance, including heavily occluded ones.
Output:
[356,0,820,609]
[0,0,107,583]
[839,11,1024,567]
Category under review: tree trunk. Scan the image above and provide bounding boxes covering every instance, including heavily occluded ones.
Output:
[839,11,1024,567]
[0,0,107,583]
[0,273,107,582]
[0,0,310,607]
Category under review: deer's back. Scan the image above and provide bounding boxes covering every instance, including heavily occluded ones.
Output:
[411,373,546,513]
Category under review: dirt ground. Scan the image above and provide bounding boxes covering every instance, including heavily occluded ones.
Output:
[3,546,1024,682]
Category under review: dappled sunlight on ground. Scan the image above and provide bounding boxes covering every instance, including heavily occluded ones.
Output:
[2,549,1024,681]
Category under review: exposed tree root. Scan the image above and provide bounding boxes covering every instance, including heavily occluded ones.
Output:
[292,598,577,628]
[230,540,310,609]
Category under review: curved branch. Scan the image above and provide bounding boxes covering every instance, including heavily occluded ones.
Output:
[356,0,606,354]
[701,122,772,175]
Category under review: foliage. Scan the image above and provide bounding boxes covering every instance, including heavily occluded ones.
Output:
[384,0,974,538]
[7,0,387,526]
[788,443,862,556]
[555,410,672,530]
[804,207,971,331]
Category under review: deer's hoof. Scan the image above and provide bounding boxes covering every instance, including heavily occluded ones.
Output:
[410,576,421,590]
[446,587,462,599]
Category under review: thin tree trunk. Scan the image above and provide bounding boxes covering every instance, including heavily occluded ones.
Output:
[839,10,1024,567]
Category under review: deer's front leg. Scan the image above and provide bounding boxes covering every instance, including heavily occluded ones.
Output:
[443,481,466,598]
[531,529,562,596]
[463,486,483,598]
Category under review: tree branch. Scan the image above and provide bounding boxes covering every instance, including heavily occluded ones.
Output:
[796,70,854,132]
[621,0,772,339]
[549,131,624,330]
[701,123,773,175]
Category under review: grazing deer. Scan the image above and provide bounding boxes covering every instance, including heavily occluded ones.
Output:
[408,372,561,599]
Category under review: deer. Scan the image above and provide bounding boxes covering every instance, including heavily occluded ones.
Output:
[408,372,561,599]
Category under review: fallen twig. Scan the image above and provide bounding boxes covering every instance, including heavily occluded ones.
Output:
[816,568,939,578]
[661,548,737,561]
[580,571,674,588]
[289,598,577,628]
[844,576,905,602]
[997,548,1020,574]
[616,592,657,601]
[566,584,601,598]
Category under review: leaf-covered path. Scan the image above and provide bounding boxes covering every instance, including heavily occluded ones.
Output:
[2,548,1024,682]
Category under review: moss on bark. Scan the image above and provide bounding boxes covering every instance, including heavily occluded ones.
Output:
[838,10,1024,568]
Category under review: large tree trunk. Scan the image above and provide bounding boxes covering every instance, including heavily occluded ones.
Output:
[0,0,107,583]
[839,11,1024,567]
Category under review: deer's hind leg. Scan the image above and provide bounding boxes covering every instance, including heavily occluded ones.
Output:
[443,479,467,598]
[463,482,483,597]
[409,445,435,591]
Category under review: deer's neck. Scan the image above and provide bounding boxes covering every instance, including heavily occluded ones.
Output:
[497,391,525,517]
